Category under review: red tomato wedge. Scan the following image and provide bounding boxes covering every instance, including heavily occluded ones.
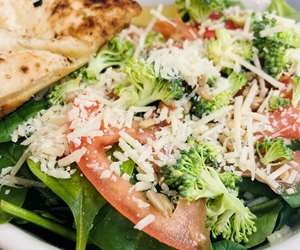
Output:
[76,145,210,250]
[202,28,216,40]
[208,12,223,20]
[293,152,300,172]
[279,74,292,85]
[224,20,242,30]
[269,105,300,139]
[68,101,210,250]
[154,19,197,41]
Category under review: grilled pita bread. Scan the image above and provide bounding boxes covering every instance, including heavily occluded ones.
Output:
[0,0,141,116]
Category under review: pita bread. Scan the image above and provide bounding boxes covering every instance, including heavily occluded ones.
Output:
[0,0,141,116]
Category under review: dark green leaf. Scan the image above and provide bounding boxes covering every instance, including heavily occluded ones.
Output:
[0,98,48,143]
[288,140,300,151]
[22,187,74,226]
[90,205,173,250]
[0,199,75,241]
[238,177,276,198]
[27,160,106,250]
[0,142,28,223]
[282,191,300,208]
[246,199,283,248]
[212,240,246,250]
[275,202,295,230]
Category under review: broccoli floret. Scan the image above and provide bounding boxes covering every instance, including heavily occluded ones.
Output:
[191,71,247,118]
[176,0,235,22]
[292,76,300,107]
[114,58,185,108]
[48,77,81,105]
[145,31,164,48]
[256,138,293,166]
[269,96,290,111]
[207,29,253,69]
[161,139,256,243]
[253,15,300,78]
[219,171,241,191]
[86,37,134,79]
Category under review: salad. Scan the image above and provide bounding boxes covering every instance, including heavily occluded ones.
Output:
[1,0,300,249]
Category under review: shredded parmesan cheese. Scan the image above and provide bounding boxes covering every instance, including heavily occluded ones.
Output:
[232,54,285,89]
[134,214,156,230]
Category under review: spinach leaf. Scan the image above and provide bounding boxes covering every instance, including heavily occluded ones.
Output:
[212,240,246,250]
[288,140,300,151]
[0,142,28,223]
[0,98,48,143]
[268,0,300,21]
[90,205,173,250]
[0,199,75,241]
[27,160,106,250]
[238,177,276,198]
[246,198,283,248]
[275,202,295,230]
[24,187,74,226]
[282,191,300,208]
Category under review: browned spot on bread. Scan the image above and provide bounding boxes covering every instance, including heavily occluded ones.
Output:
[0,0,141,117]
[84,0,107,7]
[0,58,5,63]
[5,74,12,79]
[51,0,70,15]
[20,65,29,74]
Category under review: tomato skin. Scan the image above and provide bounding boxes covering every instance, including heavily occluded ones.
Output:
[154,19,197,41]
[225,20,242,30]
[154,21,176,39]
[75,144,210,250]
[269,105,300,139]
[68,105,210,249]
[208,12,223,20]
[280,74,292,85]
[203,28,216,40]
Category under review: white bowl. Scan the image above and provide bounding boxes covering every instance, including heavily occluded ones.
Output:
[1,0,300,249]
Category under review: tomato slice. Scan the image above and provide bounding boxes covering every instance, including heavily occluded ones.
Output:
[280,74,292,85]
[72,142,210,250]
[208,12,223,20]
[224,20,242,30]
[269,105,300,139]
[68,101,210,250]
[154,19,197,41]
[202,28,216,40]
[292,151,300,171]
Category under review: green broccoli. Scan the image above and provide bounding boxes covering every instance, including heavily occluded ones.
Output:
[48,77,81,105]
[161,139,256,243]
[256,138,293,166]
[114,58,185,108]
[219,171,241,191]
[145,31,164,48]
[207,28,253,69]
[253,15,300,78]
[176,0,235,22]
[86,37,134,79]
[292,76,300,107]
[269,96,290,111]
[191,71,247,118]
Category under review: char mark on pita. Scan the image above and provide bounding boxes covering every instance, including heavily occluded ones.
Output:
[0,0,141,116]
